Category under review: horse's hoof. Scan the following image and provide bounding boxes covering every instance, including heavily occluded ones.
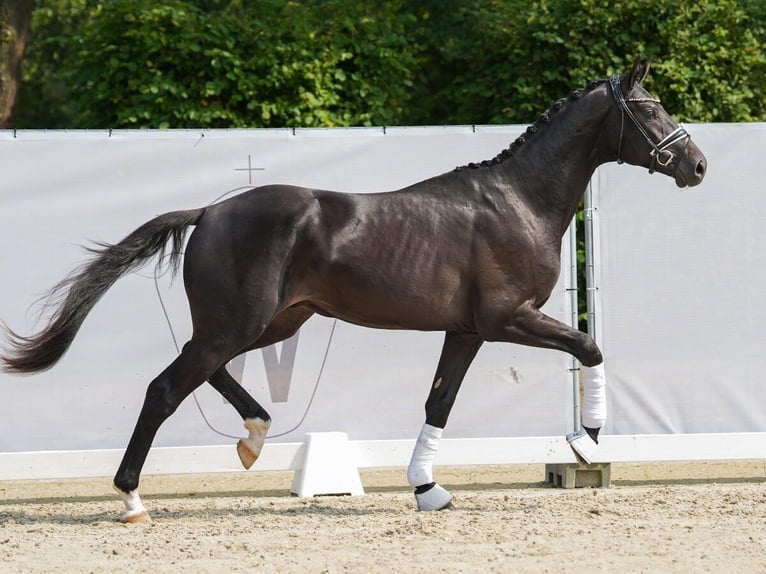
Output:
[583,425,600,444]
[237,439,257,469]
[238,418,270,469]
[566,428,598,463]
[119,510,152,524]
[415,483,453,511]
[114,486,150,524]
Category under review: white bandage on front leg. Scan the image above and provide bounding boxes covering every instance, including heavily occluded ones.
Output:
[581,363,607,429]
[407,423,443,487]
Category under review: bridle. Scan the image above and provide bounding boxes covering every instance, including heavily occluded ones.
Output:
[609,75,690,174]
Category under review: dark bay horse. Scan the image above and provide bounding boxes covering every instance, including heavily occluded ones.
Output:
[1,59,706,522]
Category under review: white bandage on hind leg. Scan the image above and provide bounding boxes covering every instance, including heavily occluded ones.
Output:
[407,423,443,487]
[581,363,607,429]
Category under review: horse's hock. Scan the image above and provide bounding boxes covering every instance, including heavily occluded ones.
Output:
[545,462,612,489]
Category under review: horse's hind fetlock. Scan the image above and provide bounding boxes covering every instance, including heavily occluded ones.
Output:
[113,471,141,495]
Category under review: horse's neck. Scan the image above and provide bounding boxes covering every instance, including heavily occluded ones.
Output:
[503,91,610,233]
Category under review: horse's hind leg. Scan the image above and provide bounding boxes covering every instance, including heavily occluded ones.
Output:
[408,332,483,511]
[112,338,231,523]
[207,365,271,469]
[206,306,314,469]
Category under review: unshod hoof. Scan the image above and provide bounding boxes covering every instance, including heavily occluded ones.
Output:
[114,486,150,524]
[237,439,257,469]
[119,510,152,524]
[238,418,270,469]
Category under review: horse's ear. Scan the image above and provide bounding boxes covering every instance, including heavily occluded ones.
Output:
[627,57,651,91]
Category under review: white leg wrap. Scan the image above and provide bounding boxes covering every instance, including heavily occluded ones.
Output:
[581,363,607,429]
[407,424,442,487]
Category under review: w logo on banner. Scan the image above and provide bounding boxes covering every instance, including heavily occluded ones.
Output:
[227,332,300,403]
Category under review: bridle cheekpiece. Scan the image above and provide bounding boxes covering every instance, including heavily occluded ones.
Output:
[609,75,690,174]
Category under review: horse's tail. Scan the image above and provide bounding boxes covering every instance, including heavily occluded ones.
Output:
[1,208,206,374]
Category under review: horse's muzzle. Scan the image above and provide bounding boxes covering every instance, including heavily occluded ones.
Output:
[676,141,707,188]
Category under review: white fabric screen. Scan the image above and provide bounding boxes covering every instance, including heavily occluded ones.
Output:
[0,128,574,453]
[593,123,766,434]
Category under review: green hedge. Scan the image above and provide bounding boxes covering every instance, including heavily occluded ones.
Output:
[17,0,765,128]
[407,0,765,124]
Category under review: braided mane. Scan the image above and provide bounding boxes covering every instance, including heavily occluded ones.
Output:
[455,79,607,171]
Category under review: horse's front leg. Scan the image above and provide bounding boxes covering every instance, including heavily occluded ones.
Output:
[408,332,483,511]
[479,301,607,461]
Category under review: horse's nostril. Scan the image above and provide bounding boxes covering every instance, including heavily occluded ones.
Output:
[696,159,706,177]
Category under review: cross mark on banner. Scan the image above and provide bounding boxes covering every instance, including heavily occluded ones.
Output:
[234,154,265,184]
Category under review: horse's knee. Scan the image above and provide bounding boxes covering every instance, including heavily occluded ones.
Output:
[576,334,603,367]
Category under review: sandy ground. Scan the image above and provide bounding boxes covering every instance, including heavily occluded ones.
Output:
[1,461,766,573]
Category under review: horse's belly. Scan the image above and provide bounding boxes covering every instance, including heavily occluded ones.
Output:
[311,301,469,332]
[310,270,473,331]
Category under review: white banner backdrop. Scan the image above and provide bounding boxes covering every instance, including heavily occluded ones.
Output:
[593,123,766,435]
[0,128,574,453]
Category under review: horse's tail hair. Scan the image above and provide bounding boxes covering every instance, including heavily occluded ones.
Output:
[1,208,206,374]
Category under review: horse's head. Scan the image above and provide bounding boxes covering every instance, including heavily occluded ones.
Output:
[608,58,706,188]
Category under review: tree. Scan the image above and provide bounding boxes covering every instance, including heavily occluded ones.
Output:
[17,0,421,128]
[406,0,766,125]
[14,0,766,128]
[0,0,34,128]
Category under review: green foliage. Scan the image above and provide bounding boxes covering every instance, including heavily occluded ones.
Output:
[13,0,90,128]
[18,0,419,128]
[17,0,766,128]
[407,0,765,125]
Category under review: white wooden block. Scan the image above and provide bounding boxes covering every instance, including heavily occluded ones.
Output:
[290,432,364,497]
